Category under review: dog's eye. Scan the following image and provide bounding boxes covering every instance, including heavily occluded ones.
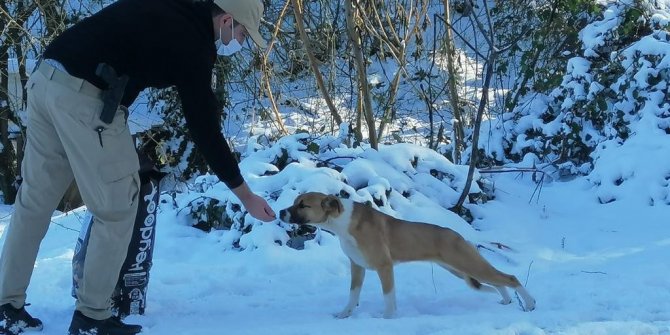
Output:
[298,202,310,209]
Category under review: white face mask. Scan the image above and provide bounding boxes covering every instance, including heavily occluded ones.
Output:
[216,23,242,56]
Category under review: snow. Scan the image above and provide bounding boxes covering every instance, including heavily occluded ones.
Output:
[588,109,670,206]
[580,6,621,58]
[2,133,670,334]
[2,1,670,334]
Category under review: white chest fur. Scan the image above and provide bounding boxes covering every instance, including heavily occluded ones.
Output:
[322,200,372,269]
[339,235,372,269]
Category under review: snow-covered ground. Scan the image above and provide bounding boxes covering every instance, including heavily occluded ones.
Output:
[2,1,668,334]
[2,168,668,335]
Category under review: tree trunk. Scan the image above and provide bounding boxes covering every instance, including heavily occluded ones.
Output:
[0,104,18,204]
[442,0,465,163]
[355,90,364,144]
[345,0,377,149]
[0,0,61,204]
[0,19,17,203]
[260,0,291,136]
[454,51,496,211]
[0,55,18,203]
[376,66,403,141]
[292,0,344,126]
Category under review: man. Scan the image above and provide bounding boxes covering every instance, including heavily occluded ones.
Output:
[0,0,273,334]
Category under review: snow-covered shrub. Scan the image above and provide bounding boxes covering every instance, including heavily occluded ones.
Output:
[587,23,670,205]
[169,129,493,250]
[489,1,669,184]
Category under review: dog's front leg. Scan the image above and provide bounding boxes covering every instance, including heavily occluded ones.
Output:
[334,260,366,319]
[376,264,396,319]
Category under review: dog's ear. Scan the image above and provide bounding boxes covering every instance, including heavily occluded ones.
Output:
[321,195,343,215]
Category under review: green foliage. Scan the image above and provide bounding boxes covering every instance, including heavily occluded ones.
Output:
[140,57,233,182]
[492,0,670,177]
[189,197,227,232]
[496,0,599,113]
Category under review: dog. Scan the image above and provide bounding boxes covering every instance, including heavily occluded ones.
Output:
[279,192,536,318]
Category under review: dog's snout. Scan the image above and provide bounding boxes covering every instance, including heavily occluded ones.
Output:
[279,209,290,222]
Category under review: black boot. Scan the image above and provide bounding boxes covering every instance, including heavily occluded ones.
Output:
[0,303,43,334]
[68,310,142,335]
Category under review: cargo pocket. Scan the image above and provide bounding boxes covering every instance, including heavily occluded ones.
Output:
[100,158,139,183]
[98,158,141,214]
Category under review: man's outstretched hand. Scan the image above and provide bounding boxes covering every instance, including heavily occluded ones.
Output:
[241,192,276,221]
[232,182,276,222]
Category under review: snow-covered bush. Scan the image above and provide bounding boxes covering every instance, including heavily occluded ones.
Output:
[167,127,493,250]
[487,0,670,194]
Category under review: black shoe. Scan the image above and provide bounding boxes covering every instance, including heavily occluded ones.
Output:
[68,310,142,335]
[0,303,43,334]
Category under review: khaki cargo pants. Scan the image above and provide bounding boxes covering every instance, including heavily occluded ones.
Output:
[0,62,140,320]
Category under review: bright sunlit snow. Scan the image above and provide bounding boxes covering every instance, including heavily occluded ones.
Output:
[2,0,670,334]
[1,136,668,334]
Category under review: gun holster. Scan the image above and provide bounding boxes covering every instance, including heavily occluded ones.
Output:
[96,63,129,124]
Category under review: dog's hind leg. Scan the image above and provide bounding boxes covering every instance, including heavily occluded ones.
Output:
[495,285,512,305]
[335,260,366,319]
[477,270,536,311]
[487,272,536,311]
[513,285,536,311]
[438,263,497,294]
[439,264,465,280]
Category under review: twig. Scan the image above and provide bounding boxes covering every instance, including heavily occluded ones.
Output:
[515,260,533,310]
[488,241,515,252]
[433,15,487,59]
[175,195,208,216]
[318,156,357,164]
[476,244,516,264]
[478,167,547,175]
[524,261,533,286]
[581,271,607,275]
[51,221,80,233]
[529,172,545,204]
[0,212,12,220]
[291,0,343,126]
[477,167,548,204]
[260,0,291,136]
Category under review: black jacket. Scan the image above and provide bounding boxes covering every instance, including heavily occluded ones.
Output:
[43,0,244,189]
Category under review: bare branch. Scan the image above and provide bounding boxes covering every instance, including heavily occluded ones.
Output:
[291,0,344,126]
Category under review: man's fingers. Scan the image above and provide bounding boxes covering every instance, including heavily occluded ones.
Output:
[264,206,276,218]
[250,206,275,222]
[246,199,275,221]
[252,212,271,221]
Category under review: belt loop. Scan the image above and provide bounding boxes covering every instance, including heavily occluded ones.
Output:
[46,66,56,80]
[33,58,42,74]
[76,79,85,92]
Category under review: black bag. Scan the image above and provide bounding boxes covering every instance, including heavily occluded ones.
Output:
[72,152,165,318]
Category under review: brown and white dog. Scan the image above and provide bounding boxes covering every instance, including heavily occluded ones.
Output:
[279,192,536,318]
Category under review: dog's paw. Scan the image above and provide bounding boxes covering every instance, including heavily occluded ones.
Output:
[499,298,512,305]
[382,310,396,319]
[523,299,535,312]
[523,299,536,312]
[334,309,353,319]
